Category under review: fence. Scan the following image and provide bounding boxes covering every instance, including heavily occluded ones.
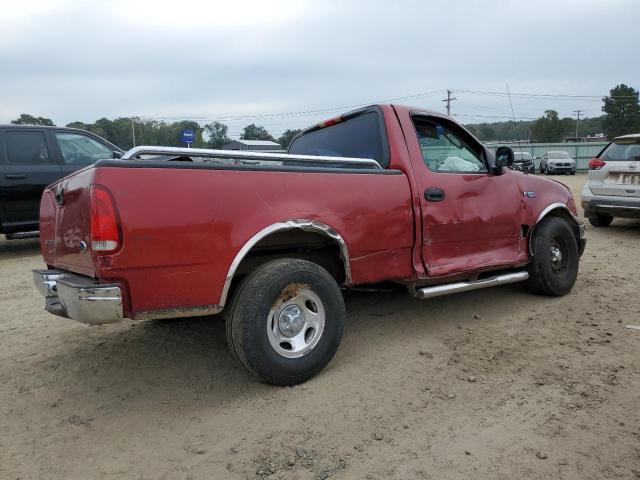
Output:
[485,142,608,171]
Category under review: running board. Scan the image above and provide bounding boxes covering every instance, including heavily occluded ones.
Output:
[416,271,529,299]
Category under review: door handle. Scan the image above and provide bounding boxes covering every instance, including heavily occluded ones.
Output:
[424,187,445,202]
[5,174,27,180]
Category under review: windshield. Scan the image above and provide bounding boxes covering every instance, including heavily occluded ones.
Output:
[513,152,532,161]
[548,152,571,159]
[600,141,640,161]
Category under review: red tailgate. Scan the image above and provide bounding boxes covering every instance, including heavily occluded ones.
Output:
[39,167,95,277]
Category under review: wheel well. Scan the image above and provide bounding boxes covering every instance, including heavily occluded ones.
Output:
[226,229,347,304]
[529,207,582,255]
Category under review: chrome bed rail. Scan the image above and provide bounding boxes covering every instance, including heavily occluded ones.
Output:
[121,146,382,170]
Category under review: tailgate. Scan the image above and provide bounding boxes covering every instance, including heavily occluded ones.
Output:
[588,161,640,198]
[39,167,95,277]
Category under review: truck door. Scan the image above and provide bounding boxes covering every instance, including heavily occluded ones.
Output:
[402,115,522,277]
[0,129,62,231]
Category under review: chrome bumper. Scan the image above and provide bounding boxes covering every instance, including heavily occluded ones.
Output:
[33,269,124,325]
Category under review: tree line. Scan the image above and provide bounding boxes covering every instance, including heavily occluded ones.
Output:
[10,84,640,148]
[9,115,303,151]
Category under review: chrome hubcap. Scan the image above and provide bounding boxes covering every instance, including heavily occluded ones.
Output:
[278,305,305,337]
[267,287,325,358]
[550,245,563,266]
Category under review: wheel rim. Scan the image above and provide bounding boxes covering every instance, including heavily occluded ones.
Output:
[549,237,568,273]
[267,287,326,358]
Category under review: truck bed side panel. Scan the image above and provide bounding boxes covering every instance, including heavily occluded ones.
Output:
[92,166,414,317]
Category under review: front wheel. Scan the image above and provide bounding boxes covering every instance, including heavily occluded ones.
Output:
[225,258,345,386]
[526,217,579,296]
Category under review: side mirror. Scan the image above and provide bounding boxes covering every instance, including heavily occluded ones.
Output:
[495,146,514,168]
[113,151,123,159]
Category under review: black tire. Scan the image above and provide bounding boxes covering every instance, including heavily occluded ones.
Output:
[225,258,345,386]
[526,216,579,296]
[588,214,613,227]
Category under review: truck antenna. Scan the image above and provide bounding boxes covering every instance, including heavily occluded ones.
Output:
[506,82,524,152]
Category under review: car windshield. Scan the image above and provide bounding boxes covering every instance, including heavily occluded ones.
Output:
[514,152,532,161]
[548,152,570,159]
[600,141,640,161]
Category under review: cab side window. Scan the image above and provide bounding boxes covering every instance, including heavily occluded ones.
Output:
[413,119,487,173]
[5,131,51,164]
[55,132,113,165]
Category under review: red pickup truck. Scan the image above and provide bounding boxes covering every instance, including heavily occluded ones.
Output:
[33,104,586,385]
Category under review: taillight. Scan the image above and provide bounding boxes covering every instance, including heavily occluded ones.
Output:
[90,185,121,252]
[588,157,606,170]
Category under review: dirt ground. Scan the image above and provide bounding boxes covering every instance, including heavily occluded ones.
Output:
[1,173,639,480]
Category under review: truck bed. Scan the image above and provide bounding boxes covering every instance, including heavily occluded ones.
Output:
[39,154,414,319]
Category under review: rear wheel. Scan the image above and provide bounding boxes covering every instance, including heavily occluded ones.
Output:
[225,258,345,386]
[588,214,613,227]
[526,217,579,296]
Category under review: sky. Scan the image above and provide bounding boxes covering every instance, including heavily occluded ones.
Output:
[1,0,639,139]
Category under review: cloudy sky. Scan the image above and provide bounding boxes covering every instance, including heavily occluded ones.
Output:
[1,0,638,138]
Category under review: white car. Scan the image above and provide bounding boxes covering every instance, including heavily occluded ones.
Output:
[540,151,576,175]
[581,134,640,226]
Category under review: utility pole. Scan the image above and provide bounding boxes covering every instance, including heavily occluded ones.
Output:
[442,89,456,116]
[573,110,583,140]
[131,117,136,147]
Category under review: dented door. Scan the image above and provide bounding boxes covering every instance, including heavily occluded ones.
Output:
[401,114,522,277]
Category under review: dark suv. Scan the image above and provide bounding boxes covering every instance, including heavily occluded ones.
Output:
[0,125,122,238]
[511,151,535,174]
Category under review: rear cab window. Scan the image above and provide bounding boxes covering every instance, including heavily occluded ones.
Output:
[288,110,389,168]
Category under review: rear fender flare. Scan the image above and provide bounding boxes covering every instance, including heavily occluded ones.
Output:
[219,219,351,308]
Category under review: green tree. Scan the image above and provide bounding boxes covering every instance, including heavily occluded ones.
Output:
[203,121,231,149]
[240,124,274,141]
[478,125,496,141]
[602,84,640,138]
[277,129,302,149]
[11,113,55,126]
[531,110,574,142]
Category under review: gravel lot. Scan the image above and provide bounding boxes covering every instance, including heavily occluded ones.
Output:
[1,173,639,480]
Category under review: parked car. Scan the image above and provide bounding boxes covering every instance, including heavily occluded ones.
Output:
[511,151,535,173]
[0,125,123,238]
[540,151,576,175]
[581,133,640,227]
[33,104,586,385]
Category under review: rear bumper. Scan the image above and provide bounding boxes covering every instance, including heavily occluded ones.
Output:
[33,269,124,325]
[581,190,640,218]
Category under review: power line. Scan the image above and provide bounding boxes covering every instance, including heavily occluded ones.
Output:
[132,86,627,133]
[456,89,636,101]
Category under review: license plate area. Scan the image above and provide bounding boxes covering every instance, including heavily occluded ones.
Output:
[606,172,640,185]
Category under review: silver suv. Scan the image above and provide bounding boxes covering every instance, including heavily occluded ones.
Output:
[540,151,576,175]
[581,134,640,226]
